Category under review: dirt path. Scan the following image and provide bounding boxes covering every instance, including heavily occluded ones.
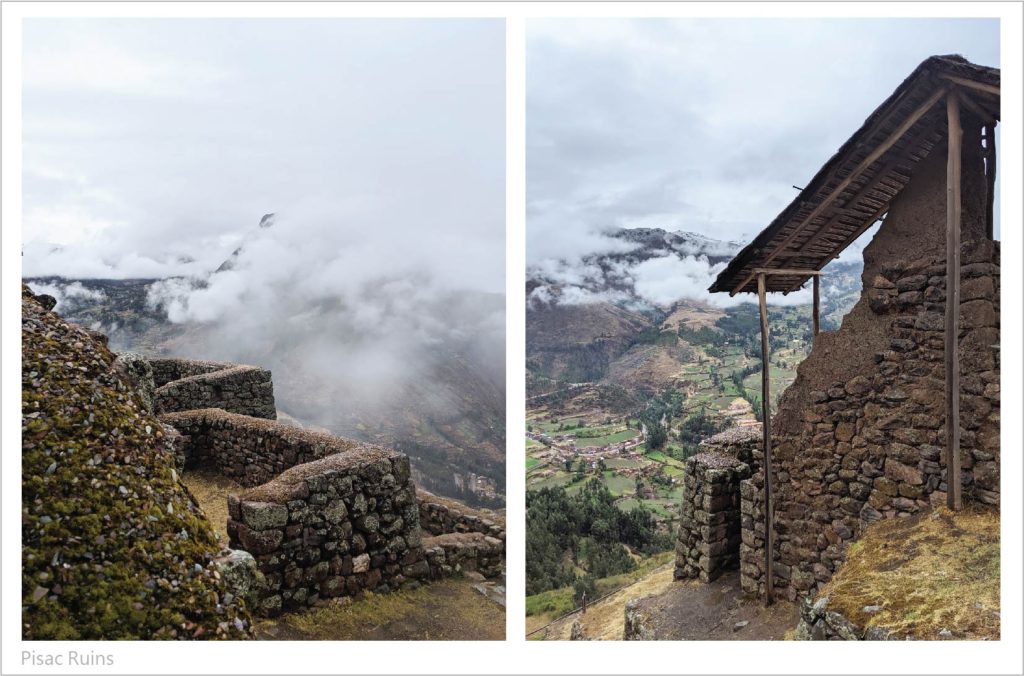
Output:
[631,570,799,640]
[531,567,797,641]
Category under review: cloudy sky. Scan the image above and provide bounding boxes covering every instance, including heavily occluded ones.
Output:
[22,18,505,293]
[527,18,1000,276]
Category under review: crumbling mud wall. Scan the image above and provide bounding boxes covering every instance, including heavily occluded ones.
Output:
[150,358,276,419]
[740,240,1000,601]
[159,408,367,487]
[225,450,429,616]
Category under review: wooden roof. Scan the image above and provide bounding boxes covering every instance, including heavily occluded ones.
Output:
[711,55,1000,296]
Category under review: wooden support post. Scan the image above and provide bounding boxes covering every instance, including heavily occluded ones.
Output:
[945,93,963,511]
[812,275,820,336]
[984,123,996,241]
[757,273,774,605]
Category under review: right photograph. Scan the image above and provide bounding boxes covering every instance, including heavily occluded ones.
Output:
[525,19,1000,641]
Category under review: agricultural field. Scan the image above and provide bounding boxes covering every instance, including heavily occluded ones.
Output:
[526,303,815,536]
[526,412,686,528]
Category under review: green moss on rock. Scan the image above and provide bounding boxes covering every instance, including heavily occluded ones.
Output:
[21,285,252,640]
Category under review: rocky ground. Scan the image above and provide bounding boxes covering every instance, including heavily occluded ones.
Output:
[624,570,799,640]
[20,285,250,640]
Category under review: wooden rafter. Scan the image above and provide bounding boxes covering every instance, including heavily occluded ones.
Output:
[730,86,950,295]
[939,74,1000,97]
[956,88,997,126]
[780,119,941,264]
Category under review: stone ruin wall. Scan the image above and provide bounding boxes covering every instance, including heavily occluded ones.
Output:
[740,238,1000,602]
[159,408,362,488]
[146,357,504,617]
[673,427,760,582]
[672,133,1000,605]
[418,488,506,541]
[417,489,506,580]
[225,449,428,616]
[150,357,276,420]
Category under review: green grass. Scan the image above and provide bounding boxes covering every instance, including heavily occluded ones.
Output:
[602,472,636,497]
[525,552,674,618]
[526,457,541,470]
[615,498,641,512]
[576,429,638,447]
[531,472,575,490]
[604,457,645,470]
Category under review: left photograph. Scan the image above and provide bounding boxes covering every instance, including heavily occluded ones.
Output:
[21,19,506,640]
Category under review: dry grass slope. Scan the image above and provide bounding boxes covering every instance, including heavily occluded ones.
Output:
[820,505,1000,640]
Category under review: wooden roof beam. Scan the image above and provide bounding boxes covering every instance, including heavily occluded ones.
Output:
[730,86,950,295]
[778,139,928,260]
[939,74,1000,97]
[955,88,998,126]
[752,268,824,276]
[785,204,890,292]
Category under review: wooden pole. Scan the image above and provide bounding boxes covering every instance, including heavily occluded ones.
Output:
[984,123,996,241]
[945,93,963,511]
[812,275,820,336]
[938,74,1000,97]
[757,273,774,605]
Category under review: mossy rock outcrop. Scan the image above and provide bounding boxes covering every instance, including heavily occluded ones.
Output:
[21,285,252,640]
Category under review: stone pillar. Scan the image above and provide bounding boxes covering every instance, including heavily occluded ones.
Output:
[674,452,751,583]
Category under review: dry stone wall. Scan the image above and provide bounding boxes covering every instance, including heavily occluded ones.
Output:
[159,408,367,488]
[423,532,504,579]
[739,239,1000,602]
[673,449,751,582]
[151,355,505,618]
[225,450,427,616]
[150,358,276,420]
[418,489,506,541]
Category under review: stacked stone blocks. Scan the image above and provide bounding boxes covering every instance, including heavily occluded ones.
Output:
[151,358,506,618]
[225,450,428,616]
[673,434,754,582]
[737,240,1000,602]
[151,357,276,420]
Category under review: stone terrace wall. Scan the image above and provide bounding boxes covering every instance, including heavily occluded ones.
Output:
[417,489,506,541]
[160,408,369,487]
[149,357,234,387]
[226,449,427,616]
[740,240,1000,602]
[423,532,504,580]
[417,490,505,579]
[150,358,276,420]
[674,451,751,582]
